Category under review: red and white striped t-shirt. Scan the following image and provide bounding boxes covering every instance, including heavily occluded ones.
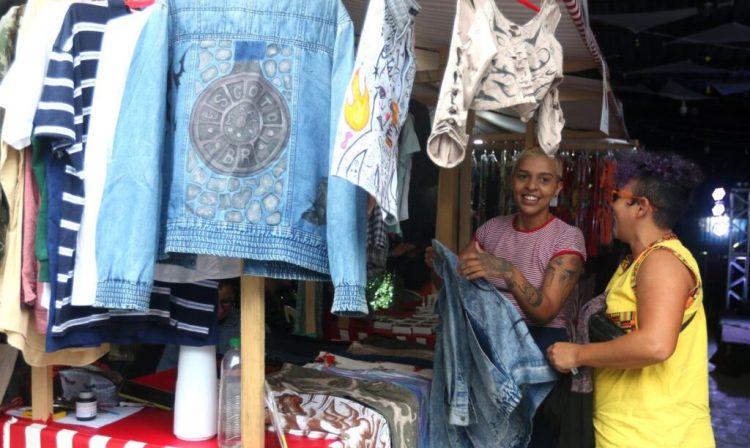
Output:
[474,214,586,328]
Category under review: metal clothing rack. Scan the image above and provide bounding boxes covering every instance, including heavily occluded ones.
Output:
[475,130,638,152]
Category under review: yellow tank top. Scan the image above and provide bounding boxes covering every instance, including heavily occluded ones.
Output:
[593,237,715,448]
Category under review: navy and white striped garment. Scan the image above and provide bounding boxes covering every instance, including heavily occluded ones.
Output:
[46,279,220,351]
[33,2,127,340]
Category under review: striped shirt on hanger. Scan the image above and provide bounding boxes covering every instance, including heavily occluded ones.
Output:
[33,2,128,343]
[46,277,221,351]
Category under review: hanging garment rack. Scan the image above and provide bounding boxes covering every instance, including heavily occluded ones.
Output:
[475,130,638,151]
[515,0,541,13]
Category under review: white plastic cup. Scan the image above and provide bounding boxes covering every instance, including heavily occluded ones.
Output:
[173,344,218,441]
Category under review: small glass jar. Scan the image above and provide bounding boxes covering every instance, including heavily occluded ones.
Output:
[75,391,97,421]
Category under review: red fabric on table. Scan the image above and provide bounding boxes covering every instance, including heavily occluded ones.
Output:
[328,316,437,348]
[1,409,336,447]
[129,368,178,391]
[334,327,436,347]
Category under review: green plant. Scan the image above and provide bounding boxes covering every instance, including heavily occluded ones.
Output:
[366,271,395,311]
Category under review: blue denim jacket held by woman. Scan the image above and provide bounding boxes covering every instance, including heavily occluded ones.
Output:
[429,240,557,447]
[96,0,369,315]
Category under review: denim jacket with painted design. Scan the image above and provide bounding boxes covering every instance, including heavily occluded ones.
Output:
[96,0,368,315]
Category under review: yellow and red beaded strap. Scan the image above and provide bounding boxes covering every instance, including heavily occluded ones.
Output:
[629,233,679,290]
[630,234,700,308]
[606,310,638,334]
[610,234,701,331]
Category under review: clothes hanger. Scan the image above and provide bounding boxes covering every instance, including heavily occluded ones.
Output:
[516,0,541,13]
[124,0,154,9]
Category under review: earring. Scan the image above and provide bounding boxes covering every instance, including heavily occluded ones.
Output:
[550,195,559,207]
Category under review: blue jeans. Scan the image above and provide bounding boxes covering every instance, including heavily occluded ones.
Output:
[528,326,567,448]
[429,240,557,447]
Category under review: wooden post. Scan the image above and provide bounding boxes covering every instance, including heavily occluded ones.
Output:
[435,165,459,251]
[525,119,535,148]
[457,156,473,250]
[304,281,317,335]
[30,365,53,421]
[338,317,350,330]
[457,112,476,250]
[240,275,265,448]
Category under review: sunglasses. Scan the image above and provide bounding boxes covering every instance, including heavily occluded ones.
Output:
[609,188,659,210]
[609,189,645,204]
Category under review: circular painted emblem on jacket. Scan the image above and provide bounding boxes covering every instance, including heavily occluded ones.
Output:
[190,70,290,176]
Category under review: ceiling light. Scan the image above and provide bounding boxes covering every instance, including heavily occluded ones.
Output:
[712,187,726,201]
[711,203,725,216]
[711,217,729,237]
[473,139,484,145]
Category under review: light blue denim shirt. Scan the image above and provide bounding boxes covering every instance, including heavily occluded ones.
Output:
[429,240,557,447]
[96,0,368,315]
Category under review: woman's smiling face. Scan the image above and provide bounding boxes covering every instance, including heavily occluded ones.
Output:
[511,154,562,219]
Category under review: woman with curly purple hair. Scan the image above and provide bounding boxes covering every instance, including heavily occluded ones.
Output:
[547,150,715,447]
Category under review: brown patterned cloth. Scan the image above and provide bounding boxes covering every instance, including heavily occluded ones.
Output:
[268,392,390,448]
[267,364,419,448]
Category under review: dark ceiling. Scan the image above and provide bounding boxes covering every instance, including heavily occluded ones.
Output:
[587,0,750,188]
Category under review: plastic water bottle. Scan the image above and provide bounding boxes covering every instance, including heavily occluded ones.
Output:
[217,337,241,447]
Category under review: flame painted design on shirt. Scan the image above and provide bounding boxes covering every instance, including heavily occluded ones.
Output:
[344,69,370,131]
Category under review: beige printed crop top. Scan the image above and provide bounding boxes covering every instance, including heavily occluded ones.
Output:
[428,0,564,168]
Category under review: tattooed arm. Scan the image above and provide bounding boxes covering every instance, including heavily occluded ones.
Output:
[459,241,584,325]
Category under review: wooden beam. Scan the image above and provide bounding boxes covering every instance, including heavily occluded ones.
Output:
[558,89,601,102]
[31,365,53,421]
[561,130,610,140]
[480,130,613,142]
[558,141,637,151]
[474,132,526,142]
[477,133,638,152]
[563,58,598,73]
[414,69,441,84]
[240,275,265,448]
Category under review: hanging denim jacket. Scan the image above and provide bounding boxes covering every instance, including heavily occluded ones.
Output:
[429,240,557,447]
[95,0,368,315]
